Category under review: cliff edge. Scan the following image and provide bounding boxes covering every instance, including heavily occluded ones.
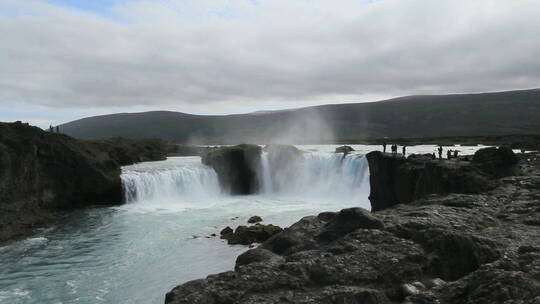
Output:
[0,122,167,243]
[165,148,539,304]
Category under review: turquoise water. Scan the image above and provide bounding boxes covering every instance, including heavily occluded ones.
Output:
[0,144,490,303]
[0,151,371,303]
[1,197,367,304]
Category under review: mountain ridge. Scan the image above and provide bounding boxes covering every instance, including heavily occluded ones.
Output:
[59,88,540,144]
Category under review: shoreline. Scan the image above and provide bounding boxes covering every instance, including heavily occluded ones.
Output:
[165,149,540,303]
[0,122,168,245]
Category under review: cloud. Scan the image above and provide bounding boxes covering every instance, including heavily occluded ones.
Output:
[1,0,540,115]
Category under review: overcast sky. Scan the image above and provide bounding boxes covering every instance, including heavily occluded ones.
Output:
[1,0,539,128]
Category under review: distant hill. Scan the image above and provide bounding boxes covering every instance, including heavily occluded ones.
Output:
[59,88,540,144]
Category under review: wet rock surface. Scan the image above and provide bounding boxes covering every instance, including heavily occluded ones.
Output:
[166,151,540,304]
[221,224,283,245]
[0,122,167,244]
[202,144,262,194]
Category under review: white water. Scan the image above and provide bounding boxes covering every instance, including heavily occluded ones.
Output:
[121,151,371,209]
[260,152,369,203]
[0,144,493,304]
[121,157,221,208]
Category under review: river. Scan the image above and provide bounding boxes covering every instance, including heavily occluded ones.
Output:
[0,144,486,303]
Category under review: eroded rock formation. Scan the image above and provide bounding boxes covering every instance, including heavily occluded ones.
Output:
[202,144,262,194]
[366,147,519,211]
[0,122,167,243]
[165,150,539,304]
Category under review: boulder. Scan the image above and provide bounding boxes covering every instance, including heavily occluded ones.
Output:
[317,211,337,222]
[263,215,326,255]
[235,248,285,269]
[222,224,283,245]
[472,147,519,177]
[220,226,233,237]
[202,144,262,194]
[247,216,263,224]
[318,207,384,241]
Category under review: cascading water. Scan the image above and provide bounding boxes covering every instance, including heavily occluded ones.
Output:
[0,144,490,304]
[120,150,371,209]
[121,156,221,205]
[260,152,370,204]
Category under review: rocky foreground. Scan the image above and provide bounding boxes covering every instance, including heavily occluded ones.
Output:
[0,122,167,243]
[165,148,540,304]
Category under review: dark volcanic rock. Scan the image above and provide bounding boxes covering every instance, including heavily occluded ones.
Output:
[335,145,355,154]
[472,146,519,178]
[0,122,167,243]
[222,224,283,245]
[247,215,263,223]
[165,152,540,304]
[262,215,326,255]
[220,226,233,237]
[317,211,337,222]
[202,144,262,194]
[366,150,493,211]
[318,207,384,241]
[412,229,501,281]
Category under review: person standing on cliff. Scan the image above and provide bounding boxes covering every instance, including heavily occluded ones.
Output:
[438,146,443,160]
[447,149,452,159]
[402,146,406,157]
[383,142,387,153]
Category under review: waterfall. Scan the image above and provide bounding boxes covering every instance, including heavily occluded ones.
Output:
[121,157,221,204]
[260,152,370,203]
[120,150,370,208]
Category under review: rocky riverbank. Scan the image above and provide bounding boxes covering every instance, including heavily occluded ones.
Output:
[165,148,540,303]
[0,122,167,244]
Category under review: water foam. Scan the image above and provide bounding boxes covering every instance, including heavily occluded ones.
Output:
[121,157,221,207]
[121,150,370,210]
[260,152,370,204]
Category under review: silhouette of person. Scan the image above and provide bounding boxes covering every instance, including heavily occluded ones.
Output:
[447,150,452,159]
[432,152,436,160]
[402,146,406,156]
[438,146,443,160]
[49,125,53,132]
[383,142,387,153]
[454,150,458,158]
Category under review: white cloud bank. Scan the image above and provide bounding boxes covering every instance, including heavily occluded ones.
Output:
[1,0,540,123]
